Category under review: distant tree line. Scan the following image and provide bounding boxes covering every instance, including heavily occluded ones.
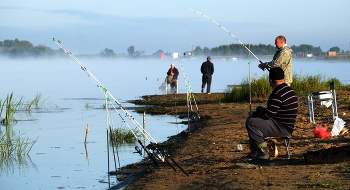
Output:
[192,43,333,58]
[0,38,344,59]
[0,39,56,58]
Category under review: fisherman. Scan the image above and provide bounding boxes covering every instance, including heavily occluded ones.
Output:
[258,35,293,86]
[243,67,298,163]
[167,63,179,93]
[200,56,214,94]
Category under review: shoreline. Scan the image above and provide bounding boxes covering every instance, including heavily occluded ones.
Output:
[113,92,350,190]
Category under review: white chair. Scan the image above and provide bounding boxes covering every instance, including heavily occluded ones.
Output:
[307,81,338,124]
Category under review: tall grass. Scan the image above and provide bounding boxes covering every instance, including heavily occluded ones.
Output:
[0,92,46,124]
[109,126,142,145]
[0,92,42,158]
[0,92,22,125]
[223,73,350,103]
[24,92,45,111]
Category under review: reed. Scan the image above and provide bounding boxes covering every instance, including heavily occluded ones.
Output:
[223,73,350,103]
[0,92,22,125]
[109,126,141,145]
[24,92,45,111]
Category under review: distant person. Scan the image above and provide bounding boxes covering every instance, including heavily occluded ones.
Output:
[167,63,179,93]
[200,56,214,94]
[243,67,298,163]
[258,35,293,86]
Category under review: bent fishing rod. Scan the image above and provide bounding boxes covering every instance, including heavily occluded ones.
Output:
[186,8,263,64]
[52,38,188,176]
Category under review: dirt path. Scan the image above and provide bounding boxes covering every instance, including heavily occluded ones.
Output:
[118,92,350,190]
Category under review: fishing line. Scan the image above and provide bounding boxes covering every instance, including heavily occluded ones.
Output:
[53,38,188,176]
[248,61,252,112]
[178,59,202,130]
[186,8,262,63]
[53,38,157,144]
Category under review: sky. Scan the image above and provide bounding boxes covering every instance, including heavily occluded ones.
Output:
[1,0,350,55]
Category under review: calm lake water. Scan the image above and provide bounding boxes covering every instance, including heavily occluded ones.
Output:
[0,57,349,189]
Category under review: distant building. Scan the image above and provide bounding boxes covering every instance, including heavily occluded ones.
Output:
[160,52,179,59]
[306,54,313,58]
[327,51,337,57]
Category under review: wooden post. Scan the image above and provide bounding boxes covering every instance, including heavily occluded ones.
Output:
[84,124,89,144]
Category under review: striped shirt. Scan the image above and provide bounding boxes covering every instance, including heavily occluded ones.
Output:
[256,83,298,133]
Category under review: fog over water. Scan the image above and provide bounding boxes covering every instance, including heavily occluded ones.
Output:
[0,57,349,189]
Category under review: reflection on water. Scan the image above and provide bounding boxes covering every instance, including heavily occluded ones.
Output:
[0,154,37,175]
[0,124,38,180]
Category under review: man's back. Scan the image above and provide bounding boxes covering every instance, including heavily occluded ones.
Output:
[201,61,214,75]
[259,83,298,132]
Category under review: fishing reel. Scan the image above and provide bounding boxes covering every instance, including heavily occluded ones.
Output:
[133,146,142,155]
[149,148,165,162]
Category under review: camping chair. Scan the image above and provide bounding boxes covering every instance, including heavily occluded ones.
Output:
[307,81,338,124]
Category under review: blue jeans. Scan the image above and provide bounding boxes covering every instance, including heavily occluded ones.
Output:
[201,74,212,93]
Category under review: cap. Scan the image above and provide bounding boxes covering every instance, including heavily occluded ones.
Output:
[171,63,175,66]
[269,67,284,80]
[207,56,212,59]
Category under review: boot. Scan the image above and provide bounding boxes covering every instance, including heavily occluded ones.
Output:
[250,142,270,163]
[241,143,258,159]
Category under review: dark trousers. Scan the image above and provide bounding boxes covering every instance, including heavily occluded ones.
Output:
[245,117,291,145]
[201,74,212,93]
[170,81,177,89]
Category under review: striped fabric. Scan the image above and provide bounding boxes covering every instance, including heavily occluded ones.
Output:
[257,83,298,132]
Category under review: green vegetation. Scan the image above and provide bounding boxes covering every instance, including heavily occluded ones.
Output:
[0,93,22,125]
[24,92,45,111]
[0,92,44,158]
[223,73,350,103]
[109,126,142,145]
[0,92,46,124]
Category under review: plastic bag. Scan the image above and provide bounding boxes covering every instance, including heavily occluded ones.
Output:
[313,123,331,138]
[331,117,346,136]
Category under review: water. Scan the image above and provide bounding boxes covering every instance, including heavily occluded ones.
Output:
[0,57,349,189]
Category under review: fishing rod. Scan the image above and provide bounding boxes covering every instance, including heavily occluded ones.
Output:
[53,38,156,143]
[178,58,203,130]
[186,8,262,63]
[52,38,188,176]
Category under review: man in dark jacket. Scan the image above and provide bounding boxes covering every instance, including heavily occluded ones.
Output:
[200,56,214,94]
[167,63,179,93]
[243,67,298,163]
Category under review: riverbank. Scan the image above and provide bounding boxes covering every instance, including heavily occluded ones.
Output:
[117,92,350,190]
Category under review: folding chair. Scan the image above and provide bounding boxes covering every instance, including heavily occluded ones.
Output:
[307,81,338,124]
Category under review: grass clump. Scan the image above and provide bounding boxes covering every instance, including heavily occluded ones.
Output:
[109,126,142,145]
[24,92,45,111]
[0,92,22,125]
[222,73,350,103]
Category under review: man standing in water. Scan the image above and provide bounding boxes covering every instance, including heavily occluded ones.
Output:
[258,35,293,86]
[200,56,214,94]
[167,63,179,93]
